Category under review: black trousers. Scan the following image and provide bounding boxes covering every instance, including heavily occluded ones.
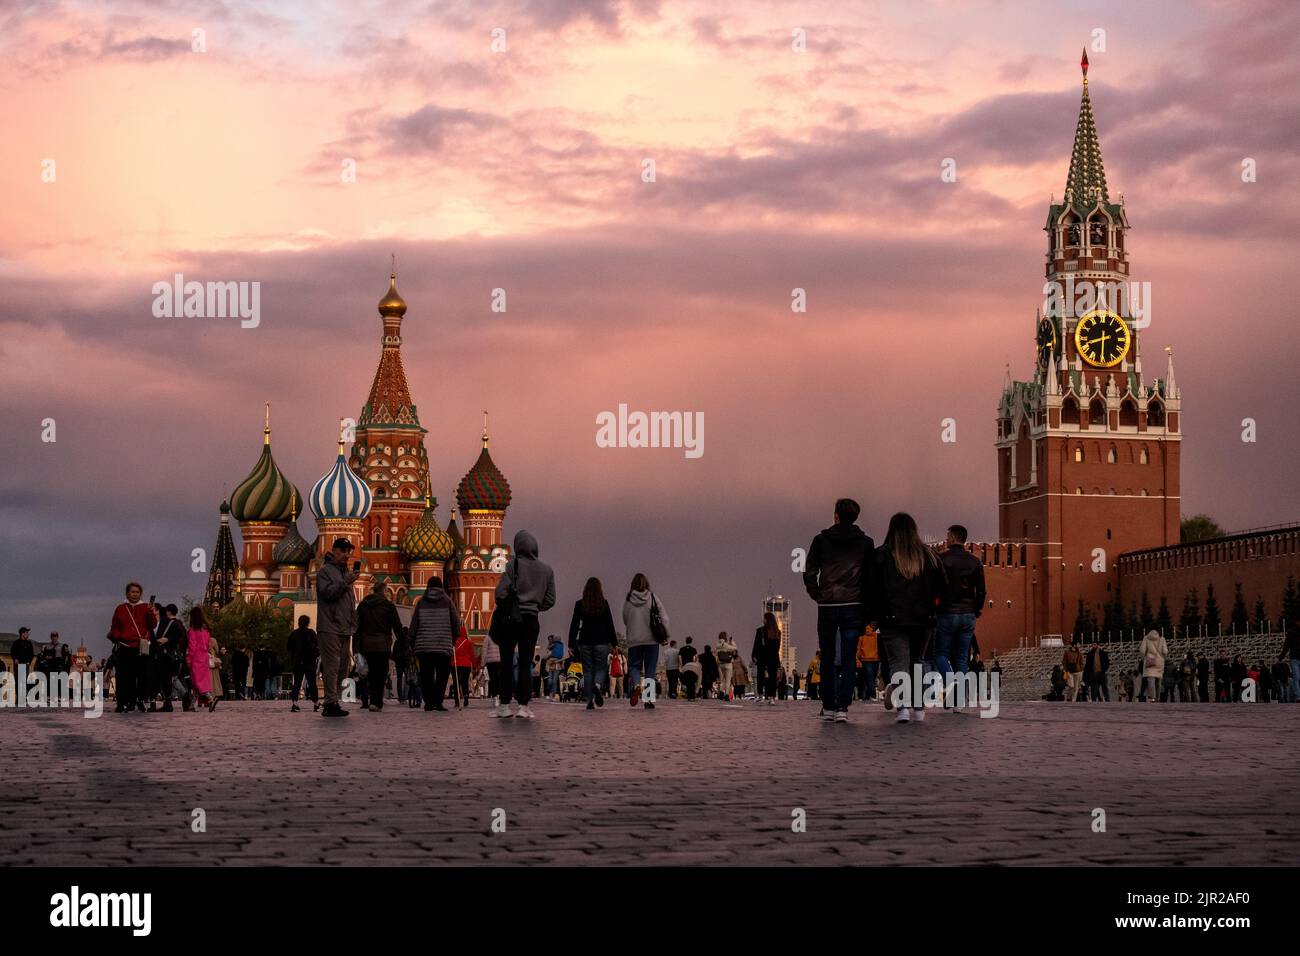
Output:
[756,657,779,699]
[667,668,679,700]
[485,661,500,699]
[495,615,540,706]
[152,655,178,705]
[417,653,452,708]
[365,652,390,709]
[291,661,319,702]
[114,645,140,709]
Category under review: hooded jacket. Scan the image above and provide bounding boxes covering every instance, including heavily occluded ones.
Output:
[355,592,406,654]
[408,587,463,656]
[803,523,875,606]
[316,554,357,637]
[495,530,556,616]
[622,589,668,647]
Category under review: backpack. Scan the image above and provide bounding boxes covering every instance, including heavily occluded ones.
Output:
[717,644,736,664]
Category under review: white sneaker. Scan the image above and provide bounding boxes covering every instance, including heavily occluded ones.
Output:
[517,705,534,719]
[914,707,925,722]
[895,707,912,723]
[817,708,835,721]
[490,703,508,718]
[834,710,848,723]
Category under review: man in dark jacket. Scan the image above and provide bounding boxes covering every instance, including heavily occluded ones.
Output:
[152,605,187,712]
[802,498,875,722]
[355,582,405,712]
[11,628,35,676]
[230,647,250,700]
[287,615,319,712]
[1084,643,1110,701]
[934,525,986,702]
[492,530,556,719]
[317,538,360,717]
[251,646,270,700]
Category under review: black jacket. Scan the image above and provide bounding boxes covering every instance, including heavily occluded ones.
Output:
[231,648,250,682]
[803,523,875,606]
[154,618,187,661]
[869,548,946,628]
[568,600,617,648]
[355,594,406,654]
[1085,647,1109,675]
[11,638,34,665]
[287,627,319,667]
[678,643,697,665]
[699,650,719,684]
[753,625,781,663]
[937,545,986,615]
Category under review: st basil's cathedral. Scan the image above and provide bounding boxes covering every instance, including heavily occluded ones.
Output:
[201,270,514,644]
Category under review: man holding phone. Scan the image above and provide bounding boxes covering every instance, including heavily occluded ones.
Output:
[316,538,360,717]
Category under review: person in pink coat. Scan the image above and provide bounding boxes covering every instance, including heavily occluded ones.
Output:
[186,606,218,712]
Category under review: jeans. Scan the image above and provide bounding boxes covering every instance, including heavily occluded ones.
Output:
[857,661,879,700]
[627,644,660,699]
[879,624,930,709]
[416,652,451,708]
[933,613,976,679]
[263,676,279,700]
[365,651,390,709]
[816,604,865,712]
[291,662,318,703]
[495,615,540,706]
[579,644,610,702]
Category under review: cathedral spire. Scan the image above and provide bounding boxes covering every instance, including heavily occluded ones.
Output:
[360,266,420,428]
[1064,47,1109,209]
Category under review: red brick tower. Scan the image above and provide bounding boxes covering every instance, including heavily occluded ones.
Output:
[995,51,1182,640]
[350,269,432,605]
[451,414,513,640]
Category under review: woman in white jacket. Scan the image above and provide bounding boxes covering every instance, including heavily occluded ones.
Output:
[1138,629,1169,702]
[622,573,668,710]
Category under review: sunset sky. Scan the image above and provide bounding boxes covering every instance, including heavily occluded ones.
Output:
[3,0,1298,657]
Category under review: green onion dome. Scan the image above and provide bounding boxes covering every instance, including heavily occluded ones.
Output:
[403,494,454,562]
[272,515,313,566]
[230,408,301,523]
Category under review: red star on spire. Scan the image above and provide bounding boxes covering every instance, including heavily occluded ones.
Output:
[1081,48,1089,76]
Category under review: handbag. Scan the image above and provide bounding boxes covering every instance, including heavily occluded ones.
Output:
[650,594,669,645]
[488,557,522,645]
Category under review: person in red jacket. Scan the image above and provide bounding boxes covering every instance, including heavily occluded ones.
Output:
[109,581,158,713]
[451,626,475,708]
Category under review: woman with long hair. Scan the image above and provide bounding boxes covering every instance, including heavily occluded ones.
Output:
[186,606,218,712]
[753,612,782,704]
[622,572,668,709]
[870,512,946,724]
[568,577,618,709]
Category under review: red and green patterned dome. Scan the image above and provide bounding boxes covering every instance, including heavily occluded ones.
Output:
[456,416,511,513]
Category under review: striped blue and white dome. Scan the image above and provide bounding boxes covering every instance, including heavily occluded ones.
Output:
[309,444,373,520]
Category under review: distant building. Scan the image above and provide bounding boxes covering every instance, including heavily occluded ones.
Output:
[763,593,796,673]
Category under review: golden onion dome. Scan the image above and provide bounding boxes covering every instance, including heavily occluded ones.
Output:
[378,272,406,317]
[403,494,454,562]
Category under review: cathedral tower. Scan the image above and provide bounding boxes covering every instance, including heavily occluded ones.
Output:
[452,414,512,639]
[995,51,1182,640]
[228,404,300,605]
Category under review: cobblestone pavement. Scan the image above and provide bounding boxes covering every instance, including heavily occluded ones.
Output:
[2,698,1297,866]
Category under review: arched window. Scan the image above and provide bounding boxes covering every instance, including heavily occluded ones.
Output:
[1076,486,1083,495]
[372,528,382,548]
[1089,219,1107,246]
[1119,398,1138,427]
[1088,398,1106,426]
[1107,445,1117,463]
[1062,396,1080,424]
[1139,446,1149,464]
[1148,400,1165,427]
[1074,446,1084,462]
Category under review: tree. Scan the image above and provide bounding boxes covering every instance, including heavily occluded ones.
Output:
[1180,514,1225,543]
[1154,595,1173,635]
[1253,597,1270,634]
[1179,588,1202,631]
[1072,600,1089,642]
[1139,591,1155,634]
[1203,584,1222,636]
[1282,576,1300,632]
[1127,601,1140,639]
[1230,582,1249,634]
[209,598,292,661]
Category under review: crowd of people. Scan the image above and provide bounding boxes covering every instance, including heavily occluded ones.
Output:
[10,501,1298,718]
[1047,630,1300,704]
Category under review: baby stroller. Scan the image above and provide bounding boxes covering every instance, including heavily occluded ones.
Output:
[560,670,582,702]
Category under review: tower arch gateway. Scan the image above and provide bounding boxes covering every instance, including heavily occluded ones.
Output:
[991,51,1182,650]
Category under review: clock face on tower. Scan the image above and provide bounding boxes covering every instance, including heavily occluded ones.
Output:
[1036,317,1058,367]
[1074,309,1131,367]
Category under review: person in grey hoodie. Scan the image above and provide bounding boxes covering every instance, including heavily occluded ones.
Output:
[408,577,462,712]
[622,573,668,710]
[316,538,359,717]
[492,530,556,718]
